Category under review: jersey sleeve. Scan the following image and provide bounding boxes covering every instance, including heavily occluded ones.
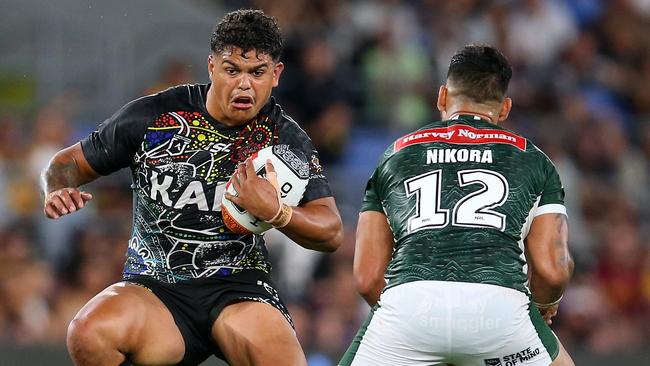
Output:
[299,146,333,204]
[360,168,384,212]
[276,113,333,204]
[80,97,153,175]
[535,158,567,217]
[360,146,394,213]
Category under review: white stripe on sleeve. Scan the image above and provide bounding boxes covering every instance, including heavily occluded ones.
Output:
[534,203,567,217]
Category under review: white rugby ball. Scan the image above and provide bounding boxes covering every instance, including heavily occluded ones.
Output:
[221,144,310,234]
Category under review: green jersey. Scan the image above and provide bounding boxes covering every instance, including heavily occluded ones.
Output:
[362,115,566,294]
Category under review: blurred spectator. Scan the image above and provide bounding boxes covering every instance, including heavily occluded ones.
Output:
[506,0,578,67]
[0,223,53,345]
[143,58,194,96]
[276,36,357,163]
[360,21,433,129]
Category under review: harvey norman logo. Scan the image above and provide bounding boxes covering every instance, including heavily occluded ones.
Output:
[394,125,527,152]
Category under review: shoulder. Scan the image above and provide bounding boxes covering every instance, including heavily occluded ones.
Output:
[523,138,557,170]
[387,121,446,157]
[141,83,204,110]
[483,122,557,170]
[270,98,313,144]
[120,83,205,116]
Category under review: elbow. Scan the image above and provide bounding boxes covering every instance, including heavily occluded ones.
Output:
[318,216,344,253]
[555,253,575,286]
[545,271,571,290]
[537,257,574,290]
[354,272,376,299]
[354,270,384,305]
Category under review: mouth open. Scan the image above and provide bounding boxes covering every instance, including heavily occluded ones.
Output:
[232,95,254,110]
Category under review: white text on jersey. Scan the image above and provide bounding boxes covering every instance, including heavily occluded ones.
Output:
[426,149,493,164]
[149,170,226,212]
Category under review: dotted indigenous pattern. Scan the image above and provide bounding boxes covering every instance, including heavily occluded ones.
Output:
[125,110,280,283]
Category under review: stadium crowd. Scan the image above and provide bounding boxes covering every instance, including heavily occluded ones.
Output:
[0,0,649,364]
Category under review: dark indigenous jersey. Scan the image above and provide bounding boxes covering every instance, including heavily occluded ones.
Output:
[81,84,331,283]
[362,115,566,294]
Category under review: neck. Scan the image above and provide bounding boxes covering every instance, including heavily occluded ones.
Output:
[448,110,496,123]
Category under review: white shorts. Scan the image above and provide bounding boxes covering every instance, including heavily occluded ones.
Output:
[340,281,559,366]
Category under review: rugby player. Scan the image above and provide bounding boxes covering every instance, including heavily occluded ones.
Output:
[340,45,574,366]
[41,9,343,366]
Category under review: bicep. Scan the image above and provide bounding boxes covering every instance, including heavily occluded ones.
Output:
[524,213,570,273]
[354,211,394,280]
[300,196,338,212]
[297,196,342,225]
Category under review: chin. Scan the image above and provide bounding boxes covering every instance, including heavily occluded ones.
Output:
[227,111,257,124]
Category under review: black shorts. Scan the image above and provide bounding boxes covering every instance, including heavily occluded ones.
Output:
[124,270,293,366]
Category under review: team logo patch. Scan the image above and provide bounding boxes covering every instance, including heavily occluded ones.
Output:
[485,347,541,366]
[484,359,502,366]
[310,154,322,173]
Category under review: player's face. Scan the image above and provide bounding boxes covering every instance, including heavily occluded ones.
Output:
[207,48,284,126]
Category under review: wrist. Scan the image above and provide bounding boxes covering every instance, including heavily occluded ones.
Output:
[533,295,563,309]
[264,203,293,228]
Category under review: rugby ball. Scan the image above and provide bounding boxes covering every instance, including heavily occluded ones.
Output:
[221,144,310,234]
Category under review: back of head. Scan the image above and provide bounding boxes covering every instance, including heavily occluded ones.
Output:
[446,45,512,103]
[211,9,283,61]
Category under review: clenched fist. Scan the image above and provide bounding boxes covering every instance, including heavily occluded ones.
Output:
[44,187,93,219]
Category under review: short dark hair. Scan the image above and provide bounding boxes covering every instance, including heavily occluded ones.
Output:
[210,9,283,61]
[447,44,512,102]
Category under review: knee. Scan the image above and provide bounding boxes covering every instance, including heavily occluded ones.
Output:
[67,311,124,357]
[67,315,103,355]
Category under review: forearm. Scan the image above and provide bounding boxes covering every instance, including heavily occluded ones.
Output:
[358,278,385,306]
[529,264,572,304]
[278,204,343,252]
[526,213,574,304]
[41,144,98,195]
[354,211,394,306]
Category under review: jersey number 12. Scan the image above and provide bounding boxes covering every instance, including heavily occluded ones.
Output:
[405,169,509,233]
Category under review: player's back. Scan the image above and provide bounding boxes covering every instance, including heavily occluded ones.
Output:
[363,114,565,295]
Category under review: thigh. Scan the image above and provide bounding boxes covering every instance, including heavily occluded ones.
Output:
[73,282,185,365]
[550,339,574,366]
[447,283,561,366]
[211,300,306,366]
[339,304,447,366]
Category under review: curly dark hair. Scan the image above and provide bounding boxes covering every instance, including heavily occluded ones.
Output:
[210,9,283,61]
[447,44,512,103]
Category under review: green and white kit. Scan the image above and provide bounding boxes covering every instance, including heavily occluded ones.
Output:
[341,115,566,366]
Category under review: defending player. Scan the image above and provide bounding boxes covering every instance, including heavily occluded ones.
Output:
[41,9,343,366]
[340,45,574,366]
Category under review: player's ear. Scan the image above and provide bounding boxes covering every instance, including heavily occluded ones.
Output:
[497,97,512,122]
[272,62,284,87]
[207,54,215,79]
[437,85,448,113]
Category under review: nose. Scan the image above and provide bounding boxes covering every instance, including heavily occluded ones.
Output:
[238,74,252,90]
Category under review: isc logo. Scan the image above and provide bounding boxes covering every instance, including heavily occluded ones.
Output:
[208,142,232,153]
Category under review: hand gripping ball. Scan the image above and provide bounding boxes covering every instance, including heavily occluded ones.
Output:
[221,144,310,234]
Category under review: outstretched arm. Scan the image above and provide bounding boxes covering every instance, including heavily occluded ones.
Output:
[525,213,574,323]
[41,142,100,219]
[353,210,394,306]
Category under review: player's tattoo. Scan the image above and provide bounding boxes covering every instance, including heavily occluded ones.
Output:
[554,214,572,270]
[42,160,82,194]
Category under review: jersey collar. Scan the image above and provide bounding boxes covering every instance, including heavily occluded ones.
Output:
[449,112,493,123]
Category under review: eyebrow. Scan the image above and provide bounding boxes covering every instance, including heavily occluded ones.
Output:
[222,60,269,71]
